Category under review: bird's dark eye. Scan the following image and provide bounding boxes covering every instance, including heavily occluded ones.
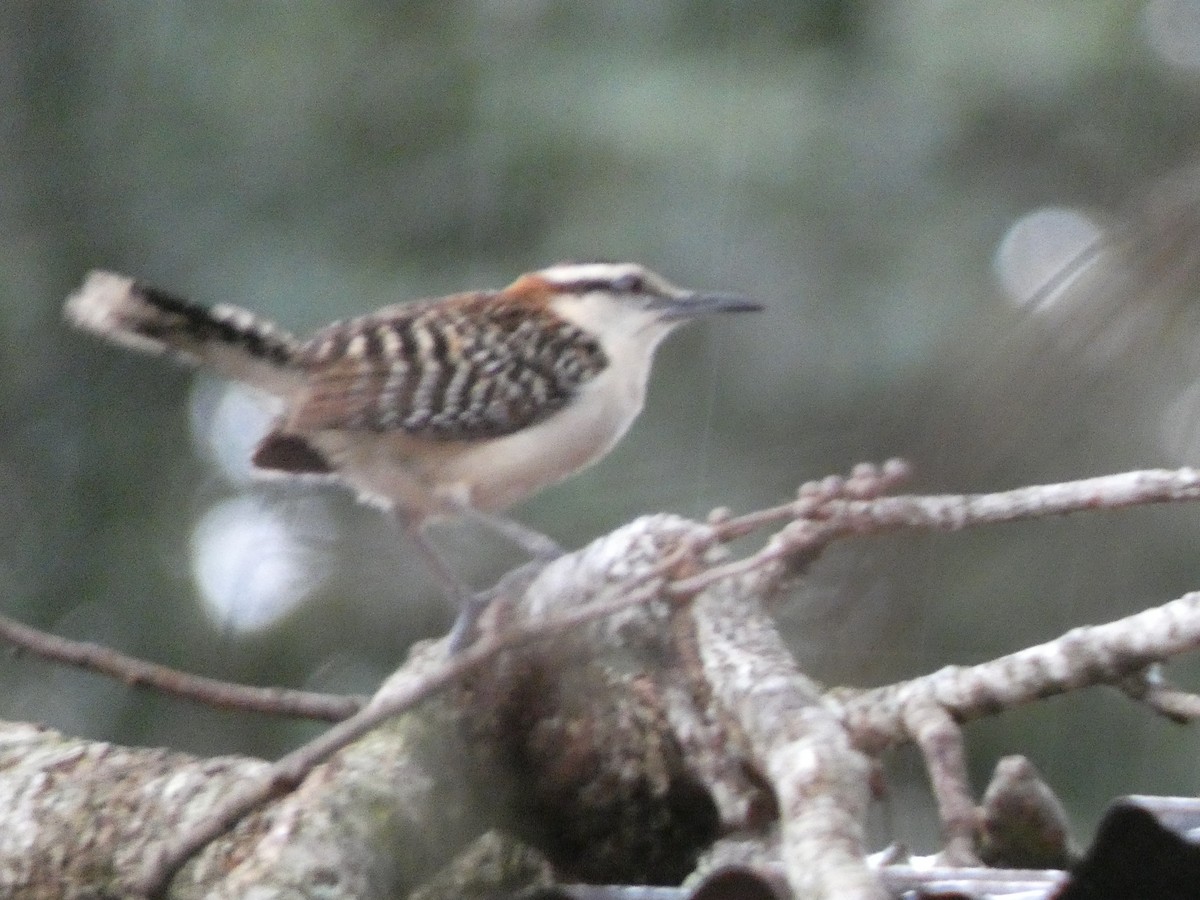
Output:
[613,273,645,293]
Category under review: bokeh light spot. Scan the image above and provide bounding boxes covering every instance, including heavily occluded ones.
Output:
[994,207,1104,312]
[1144,0,1200,73]
[189,380,281,485]
[190,494,334,633]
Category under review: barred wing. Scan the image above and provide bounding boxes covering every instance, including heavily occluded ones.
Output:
[288,293,609,441]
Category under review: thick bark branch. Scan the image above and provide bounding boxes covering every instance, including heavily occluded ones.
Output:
[0,689,482,898]
[8,470,1200,898]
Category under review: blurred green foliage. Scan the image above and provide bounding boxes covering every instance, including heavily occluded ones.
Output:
[3,0,1200,853]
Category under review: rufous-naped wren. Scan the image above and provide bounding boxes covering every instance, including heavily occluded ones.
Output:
[65,262,760,557]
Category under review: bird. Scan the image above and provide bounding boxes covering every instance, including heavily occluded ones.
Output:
[65,261,761,629]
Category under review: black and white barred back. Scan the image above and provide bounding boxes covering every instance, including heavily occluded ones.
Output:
[291,294,609,440]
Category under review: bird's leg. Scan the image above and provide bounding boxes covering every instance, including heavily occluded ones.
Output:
[429,483,563,560]
[393,513,489,649]
[405,519,471,606]
[453,506,564,561]
[433,510,562,651]
[396,498,562,649]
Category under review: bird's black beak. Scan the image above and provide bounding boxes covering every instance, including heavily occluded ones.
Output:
[654,292,763,321]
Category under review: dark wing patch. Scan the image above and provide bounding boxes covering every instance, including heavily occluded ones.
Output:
[288,293,609,441]
[253,432,333,474]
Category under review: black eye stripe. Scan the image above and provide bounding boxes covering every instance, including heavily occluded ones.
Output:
[557,276,652,296]
[612,273,645,293]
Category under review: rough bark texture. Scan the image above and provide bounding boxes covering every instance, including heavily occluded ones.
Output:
[8,493,1193,898]
[455,516,745,883]
[0,516,783,898]
[0,698,483,898]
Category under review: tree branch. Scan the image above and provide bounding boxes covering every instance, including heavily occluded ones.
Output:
[0,612,362,722]
[839,590,1200,755]
[9,467,1200,898]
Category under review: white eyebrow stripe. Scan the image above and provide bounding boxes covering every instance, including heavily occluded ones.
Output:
[538,262,641,285]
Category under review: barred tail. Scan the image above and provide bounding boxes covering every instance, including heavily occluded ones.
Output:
[65,270,303,397]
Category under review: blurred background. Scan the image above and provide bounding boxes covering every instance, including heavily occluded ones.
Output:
[4,0,1200,855]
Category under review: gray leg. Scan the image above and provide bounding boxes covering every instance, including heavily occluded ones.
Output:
[396,509,561,651]
[394,513,484,649]
[454,506,564,560]
[406,519,471,607]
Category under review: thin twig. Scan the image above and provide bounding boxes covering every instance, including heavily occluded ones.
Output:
[901,701,978,865]
[694,468,1200,595]
[718,466,1200,542]
[1117,665,1200,723]
[839,591,1200,756]
[0,613,362,722]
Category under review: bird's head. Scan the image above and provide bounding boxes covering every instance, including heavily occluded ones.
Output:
[505,261,761,349]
